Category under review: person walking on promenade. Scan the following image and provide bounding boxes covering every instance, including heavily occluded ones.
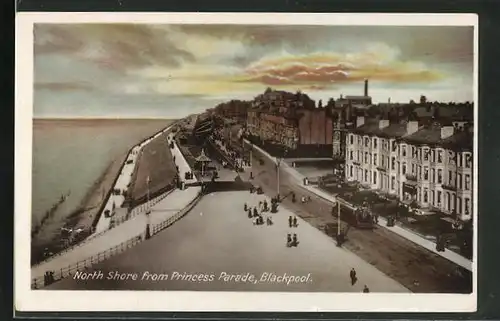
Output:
[363,285,370,293]
[292,233,298,247]
[288,216,293,228]
[293,216,298,227]
[287,233,292,247]
[350,268,357,286]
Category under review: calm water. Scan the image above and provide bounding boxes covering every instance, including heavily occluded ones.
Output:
[32,119,173,228]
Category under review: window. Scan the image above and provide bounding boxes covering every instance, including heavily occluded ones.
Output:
[465,174,470,190]
[392,140,397,152]
[357,151,360,161]
[373,153,377,166]
[350,135,354,145]
[418,165,422,179]
[391,157,396,170]
[358,137,361,145]
[373,138,377,148]
[431,150,435,163]
[424,148,429,161]
[402,162,407,175]
[364,152,368,163]
[431,168,435,183]
[438,169,442,184]
[465,198,470,215]
[437,191,442,205]
[373,172,377,184]
[424,167,429,180]
[381,155,384,167]
[365,137,369,147]
[350,165,353,177]
[458,153,463,167]
[448,170,453,185]
[397,161,400,174]
[350,150,353,161]
[465,153,472,168]
[412,146,416,158]
[402,146,407,157]
[364,169,368,182]
[438,150,443,163]
[391,176,395,190]
[424,189,428,202]
[458,173,463,189]
[412,163,415,174]
[457,196,462,213]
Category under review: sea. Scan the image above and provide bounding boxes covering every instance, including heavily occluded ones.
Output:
[31,119,173,233]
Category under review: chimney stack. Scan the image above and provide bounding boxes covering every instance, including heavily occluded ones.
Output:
[356,116,365,128]
[364,79,369,97]
[440,125,455,139]
[379,119,390,129]
[406,121,419,135]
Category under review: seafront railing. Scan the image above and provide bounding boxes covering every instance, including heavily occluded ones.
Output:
[31,190,203,289]
[31,186,175,269]
[151,191,203,236]
[31,234,143,289]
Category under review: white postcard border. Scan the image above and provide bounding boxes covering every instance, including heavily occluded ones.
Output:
[15,12,478,313]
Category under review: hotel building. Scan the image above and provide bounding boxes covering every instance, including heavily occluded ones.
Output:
[345,116,473,221]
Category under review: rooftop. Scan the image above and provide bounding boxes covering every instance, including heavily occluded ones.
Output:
[401,125,473,151]
[352,121,408,138]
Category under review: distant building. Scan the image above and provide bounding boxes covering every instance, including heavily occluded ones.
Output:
[246,88,332,153]
[345,117,473,221]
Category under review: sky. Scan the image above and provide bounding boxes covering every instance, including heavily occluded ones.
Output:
[33,24,474,119]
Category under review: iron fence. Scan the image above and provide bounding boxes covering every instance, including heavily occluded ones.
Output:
[32,188,174,268]
[151,192,202,236]
[31,234,143,289]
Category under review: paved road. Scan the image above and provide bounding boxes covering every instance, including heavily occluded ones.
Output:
[48,191,409,293]
[245,144,472,293]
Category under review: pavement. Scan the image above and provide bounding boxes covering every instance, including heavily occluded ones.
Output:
[94,126,174,234]
[246,140,473,272]
[32,132,201,287]
[48,190,409,293]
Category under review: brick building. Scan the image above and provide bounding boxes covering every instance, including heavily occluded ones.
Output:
[246,88,332,155]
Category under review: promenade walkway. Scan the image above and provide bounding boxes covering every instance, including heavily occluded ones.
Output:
[95,125,174,234]
[32,135,201,286]
[51,190,409,293]
[245,140,473,272]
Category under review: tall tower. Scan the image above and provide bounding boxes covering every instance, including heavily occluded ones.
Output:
[364,79,369,96]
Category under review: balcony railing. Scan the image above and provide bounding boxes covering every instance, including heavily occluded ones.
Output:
[441,184,457,191]
[405,173,418,181]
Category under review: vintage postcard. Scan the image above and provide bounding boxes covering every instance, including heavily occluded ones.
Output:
[15,12,478,312]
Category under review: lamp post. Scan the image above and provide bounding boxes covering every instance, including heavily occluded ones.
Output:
[276,147,287,201]
[147,175,151,212]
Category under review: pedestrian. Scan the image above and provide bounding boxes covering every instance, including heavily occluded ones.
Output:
[253,207,259,217]
[350,268,357,286]
[248,209,252,218]
[288,216,293,228]
[363,285,370,293]
[293,216,298,227]
[287,233,292,247]
[292,233,298,247]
